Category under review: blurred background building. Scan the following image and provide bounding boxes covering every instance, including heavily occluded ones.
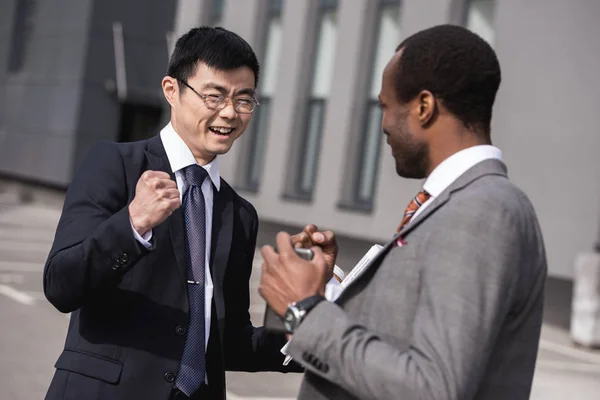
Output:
[1,0,600,329]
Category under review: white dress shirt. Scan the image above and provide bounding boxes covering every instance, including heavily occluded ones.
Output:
[412,145,503,221]
[131,123,219,357]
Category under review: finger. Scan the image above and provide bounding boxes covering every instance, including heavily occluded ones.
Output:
[303,224,319,234]
[291,232,311,248]
[275,231,295,257]
[150,177,169,190]
[313,230,335,244]
[260,245,279,268]
[162,178,178,189]
[290,233,303,246]
[167,197,181,211]
[163,188,181,200]
[143,170,170,180]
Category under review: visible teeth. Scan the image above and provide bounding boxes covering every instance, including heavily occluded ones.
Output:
[210,127,233,134]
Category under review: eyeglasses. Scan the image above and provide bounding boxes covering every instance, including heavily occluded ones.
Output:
[180,81,259,114]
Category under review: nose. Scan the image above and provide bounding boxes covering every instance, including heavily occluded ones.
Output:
[218,100,238,119]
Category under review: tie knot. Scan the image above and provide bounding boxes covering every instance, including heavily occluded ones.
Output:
[184,164,208,187]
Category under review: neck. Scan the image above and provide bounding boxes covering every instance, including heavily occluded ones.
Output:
[195,154,216,166]
[170,118,216,166]
[425,126,491,177]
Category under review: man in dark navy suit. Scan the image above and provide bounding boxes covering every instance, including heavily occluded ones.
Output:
[43,27,300,400]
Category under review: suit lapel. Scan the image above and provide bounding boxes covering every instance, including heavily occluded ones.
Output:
[144,136,189,306]
[210,180,233,320]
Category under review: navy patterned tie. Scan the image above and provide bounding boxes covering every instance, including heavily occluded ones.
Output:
[175,164,208,395]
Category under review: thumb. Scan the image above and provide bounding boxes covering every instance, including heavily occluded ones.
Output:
[312,232,325,243]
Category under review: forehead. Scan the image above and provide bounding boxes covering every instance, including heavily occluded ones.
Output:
[190,62,256,89]
[380,50,402,99]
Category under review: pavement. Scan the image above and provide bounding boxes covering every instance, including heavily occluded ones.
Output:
[0,188,599,399]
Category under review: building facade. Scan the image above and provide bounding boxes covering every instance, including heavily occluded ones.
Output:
[1,0,600,310]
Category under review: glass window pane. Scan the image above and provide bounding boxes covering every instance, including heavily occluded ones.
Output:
[357,104,383,202]
[465,0,495,46]
[353,1,401,206]
[8,0,37,73]
[311,10,337,98]
[299,101,325,193]
[246,99,272,188]
[369,3,401,99]
[269,0,284,13]
[211,0,225,26]
[260,15,283,97]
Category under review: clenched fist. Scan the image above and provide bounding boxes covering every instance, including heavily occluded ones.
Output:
[129,171,180,236]
[291,224,338,274]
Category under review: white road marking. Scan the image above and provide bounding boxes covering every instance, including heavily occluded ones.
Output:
[0,261,43,272]
[0,284,35,305]
[536,360,600,373]
[0,273,24,284]
[539,339,600,365]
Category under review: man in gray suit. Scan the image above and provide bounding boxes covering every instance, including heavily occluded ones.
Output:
[259,25,547,400]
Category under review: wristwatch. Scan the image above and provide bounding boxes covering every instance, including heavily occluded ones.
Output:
[283,295,326,333]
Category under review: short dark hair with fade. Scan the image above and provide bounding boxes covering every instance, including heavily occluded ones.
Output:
[167,26,260,88]
[395,24,501,136]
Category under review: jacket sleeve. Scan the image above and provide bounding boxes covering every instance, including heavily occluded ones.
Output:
[43,142,152,313]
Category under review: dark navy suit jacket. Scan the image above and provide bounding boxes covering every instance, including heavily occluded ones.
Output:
[43,135,299,400]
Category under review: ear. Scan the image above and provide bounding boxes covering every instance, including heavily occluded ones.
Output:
[162,76,179,108]
[416,90,437,127]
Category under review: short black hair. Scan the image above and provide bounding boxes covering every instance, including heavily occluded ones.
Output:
[395,25,501,135]
[167,26,260,88]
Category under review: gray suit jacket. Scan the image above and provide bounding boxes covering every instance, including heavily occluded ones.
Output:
[287,159,547,400]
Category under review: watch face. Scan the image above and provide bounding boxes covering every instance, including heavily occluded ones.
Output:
[284,308,295,332]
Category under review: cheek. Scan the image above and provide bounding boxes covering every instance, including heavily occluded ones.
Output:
[236,117,252,135]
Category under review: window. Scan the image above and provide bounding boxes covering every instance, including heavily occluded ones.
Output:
[210,0,225,26]
[464,0,495,46]
[239,0,284,191]
[118,104,164,143]
[352,0,401,207]
[293,0,338,199]
[7,0,37,73]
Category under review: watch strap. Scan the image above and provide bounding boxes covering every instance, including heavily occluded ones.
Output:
[295,294,326,313]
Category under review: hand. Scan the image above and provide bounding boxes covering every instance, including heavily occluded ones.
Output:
[129,171,180,236]
[291,224,338,273]
[259,232,329,317]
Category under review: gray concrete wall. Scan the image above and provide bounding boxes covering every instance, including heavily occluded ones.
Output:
[491,0,600,279]
[216,0,600,280]
[71,0,175,171]
[0,0,94,186]
[1,0,599,279]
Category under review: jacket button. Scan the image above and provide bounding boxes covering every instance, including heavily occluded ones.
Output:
[175,325,185,336]
[164,372,175,382]
[112,263,121,271]
[119,253,128,264]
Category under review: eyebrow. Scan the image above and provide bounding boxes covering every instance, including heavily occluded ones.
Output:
[200,83,256,97]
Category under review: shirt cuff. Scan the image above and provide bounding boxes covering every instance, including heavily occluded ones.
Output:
[333,265,345,282]
[130,218,153,249]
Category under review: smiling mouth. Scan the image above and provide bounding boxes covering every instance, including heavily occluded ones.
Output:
[209,126,235,136]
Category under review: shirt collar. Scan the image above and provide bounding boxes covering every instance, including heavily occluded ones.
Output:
[159,122,221,191]
[423,145,502,197]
